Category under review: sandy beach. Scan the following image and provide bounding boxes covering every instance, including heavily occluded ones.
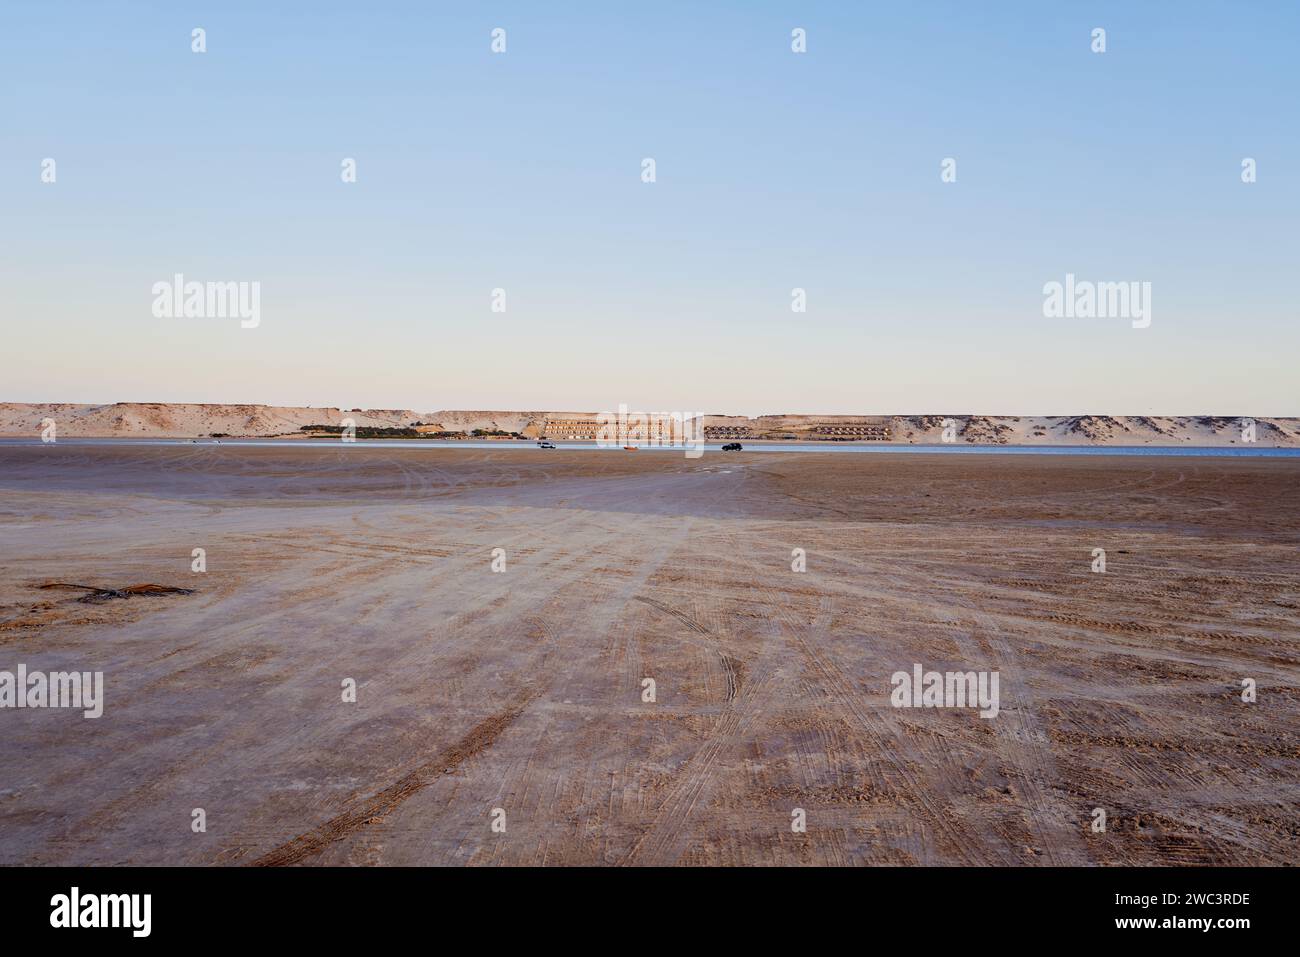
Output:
[1,444,1296,866]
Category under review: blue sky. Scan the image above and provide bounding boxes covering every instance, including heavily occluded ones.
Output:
[2,1,1296,415]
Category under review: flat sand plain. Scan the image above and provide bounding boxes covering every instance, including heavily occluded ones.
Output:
[1,444,1297,865]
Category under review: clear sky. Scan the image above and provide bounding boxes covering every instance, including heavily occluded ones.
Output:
[3,1,1296,415]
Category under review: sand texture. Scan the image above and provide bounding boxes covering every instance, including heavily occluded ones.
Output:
[1,445,1297,865]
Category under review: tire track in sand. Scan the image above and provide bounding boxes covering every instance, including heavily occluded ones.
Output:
[252,692,537,866]
[465,514,696,865]
[715,525,994,866]
[780,596,990,866]
[618,618,779,866]
[633,594,740,702]
[949,608,1092,866]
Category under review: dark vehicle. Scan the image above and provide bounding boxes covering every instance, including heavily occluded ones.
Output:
[721,442,743,451]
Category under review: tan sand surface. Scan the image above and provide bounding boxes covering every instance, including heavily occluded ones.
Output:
[0,445,1296,865]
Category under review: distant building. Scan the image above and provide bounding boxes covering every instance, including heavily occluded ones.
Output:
[542,414,697,444]
[704,425,755,439]
[809,419,891,440]
[707,417,892,440]
[540,418,604,440]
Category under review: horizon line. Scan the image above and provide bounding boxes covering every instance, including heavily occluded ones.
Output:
[3,400,1297,420]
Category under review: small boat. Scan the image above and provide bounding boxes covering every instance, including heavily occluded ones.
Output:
[622,445,638,451]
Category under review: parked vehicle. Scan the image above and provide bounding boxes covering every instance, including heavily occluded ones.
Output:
[722,442,743,451]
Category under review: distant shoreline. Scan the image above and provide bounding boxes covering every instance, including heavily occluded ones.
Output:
[5,437,1298,458]
[2,402,1297,448]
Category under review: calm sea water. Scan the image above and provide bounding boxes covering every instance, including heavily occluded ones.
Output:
[4,438,1299,458]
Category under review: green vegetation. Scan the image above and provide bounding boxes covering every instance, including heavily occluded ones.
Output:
[299,425,421,438]
[296,425,525,440]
